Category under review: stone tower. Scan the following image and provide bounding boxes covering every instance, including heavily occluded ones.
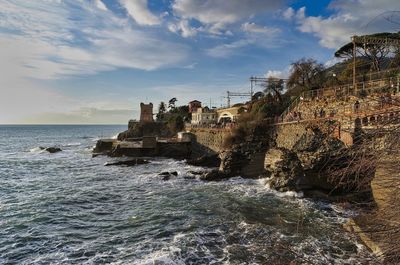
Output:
[140,102,154,123]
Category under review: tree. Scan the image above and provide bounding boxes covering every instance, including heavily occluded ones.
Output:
[263,77,284,102]
[158,102,166,114]
[168,97,177,110]
[287,58,325,91]
[156,101,167,121]
[335,32,400,72]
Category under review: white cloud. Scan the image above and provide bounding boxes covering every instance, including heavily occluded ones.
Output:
[265,68,291,79]
[283,7,294,20]
[172,0,284,34]
[0,0,189,79]
[119,0,161,26]
[0,0,190,123]
[295,0,400,49]
[168,19,198,38]
[22,108,136,124]
[241,22,281,34]
[206,39,252,58]
[94,0,107,11]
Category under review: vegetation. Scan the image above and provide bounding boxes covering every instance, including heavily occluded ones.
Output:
[156,97,190,133]
[335,32,400,72]
[287,58,325,93]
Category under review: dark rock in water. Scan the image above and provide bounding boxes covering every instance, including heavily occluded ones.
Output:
[44,147,62,153]
[158,171,178,181]
[187,154,221,168]
[93,139,115,154]
[161,175,171,181]
[183,175,196,180]
[187,170,204,175]
[200,169,229,181]
[264,148,309,192]
[104,158,149,167]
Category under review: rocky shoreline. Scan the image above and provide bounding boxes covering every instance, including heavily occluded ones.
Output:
[94,122,374,202]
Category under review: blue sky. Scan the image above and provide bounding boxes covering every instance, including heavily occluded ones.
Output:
[0,0,399,124]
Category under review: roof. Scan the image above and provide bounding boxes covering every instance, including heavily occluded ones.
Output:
[189,100,201,104]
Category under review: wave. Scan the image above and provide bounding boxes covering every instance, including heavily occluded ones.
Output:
[63,142,81,147]
[29,147,45,153]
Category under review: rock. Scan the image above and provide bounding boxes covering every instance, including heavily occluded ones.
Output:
[264,148,309,192]
[93,139,115,154]
[200,169,229,181]
[158,171,178,181]
[104,158,149,166]
[44,147,62,153]
[293,129,345,171]
[186,154,221,168]
[219,148,248,177]
[187,170,204,175]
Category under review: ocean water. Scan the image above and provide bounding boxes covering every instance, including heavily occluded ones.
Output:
[0,125,374,264]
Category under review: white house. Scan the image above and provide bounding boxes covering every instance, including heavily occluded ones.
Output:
[191,107,217,125]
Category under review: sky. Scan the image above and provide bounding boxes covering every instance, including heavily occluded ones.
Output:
[0,0,399,124]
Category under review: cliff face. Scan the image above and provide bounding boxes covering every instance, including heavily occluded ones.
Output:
[191,120,374,196]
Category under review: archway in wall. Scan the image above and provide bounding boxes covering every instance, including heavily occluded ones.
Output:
[218,112,234,123]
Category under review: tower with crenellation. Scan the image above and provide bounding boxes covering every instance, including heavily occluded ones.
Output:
[140,102,154,123]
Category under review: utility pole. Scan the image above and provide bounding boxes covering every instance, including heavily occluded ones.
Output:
[352,35,356,90]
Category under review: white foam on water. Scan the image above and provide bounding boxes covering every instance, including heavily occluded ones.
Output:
[29,147,44,153]
[131,249,185,265]
[63,142,81,147]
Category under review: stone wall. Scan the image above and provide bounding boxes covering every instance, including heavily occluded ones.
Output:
[189,128,231,154]
[274,122,311,149]
[274,120,338,150]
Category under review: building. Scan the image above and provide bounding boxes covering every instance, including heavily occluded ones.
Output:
[188,100,202,113]
[191,107,217,125]
[140,102,154,123]
[216,105,247,123]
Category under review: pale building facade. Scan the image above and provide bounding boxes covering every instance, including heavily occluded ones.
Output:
[191,107,217,125]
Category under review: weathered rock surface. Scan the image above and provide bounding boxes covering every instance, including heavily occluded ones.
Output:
[293,128,345,172]
[42,147,62,153]
[93,139,115,155]
[264,148,309,192]
[199,169,229,181]
[158,171,178,180]
[104,158,149,167]
[187,154,220,168]
[219,148,249,177]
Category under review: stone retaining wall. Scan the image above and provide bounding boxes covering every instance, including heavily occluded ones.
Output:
[188,128,231,154]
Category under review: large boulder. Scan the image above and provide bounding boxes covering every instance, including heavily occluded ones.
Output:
[293,129,345,171]
[219,148,248,177]
[264,148,310,192]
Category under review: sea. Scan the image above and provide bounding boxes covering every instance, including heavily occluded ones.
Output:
[0,125,375,264]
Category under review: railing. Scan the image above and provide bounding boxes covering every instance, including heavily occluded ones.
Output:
[278,95,301,122]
